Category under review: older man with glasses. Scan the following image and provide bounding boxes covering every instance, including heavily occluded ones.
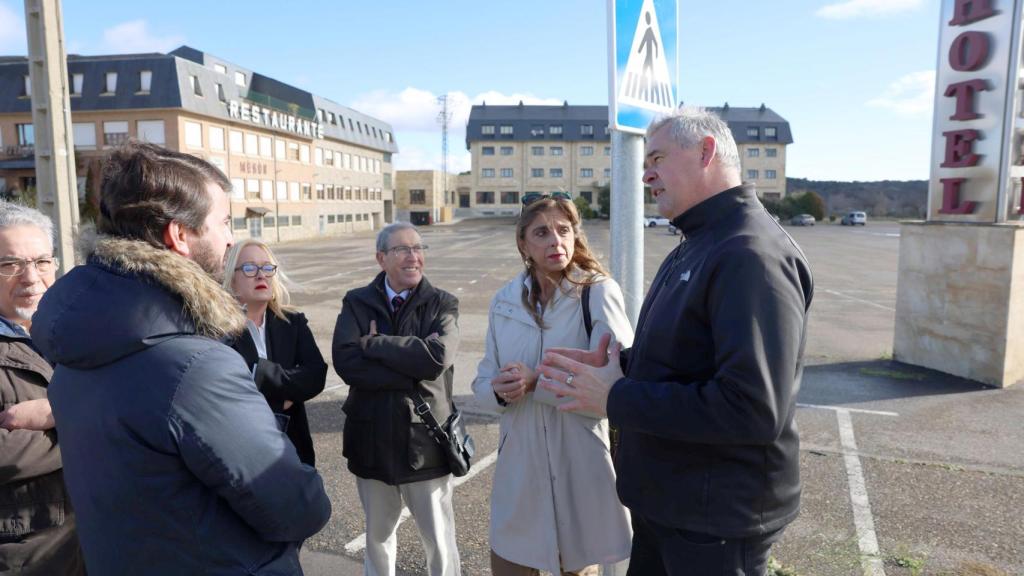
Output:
[0,201,85,575]
[332,221,462,576]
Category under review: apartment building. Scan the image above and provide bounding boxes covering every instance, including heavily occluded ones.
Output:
[0,45,398,242]
[463,103,792,217]
[394,170,456,225]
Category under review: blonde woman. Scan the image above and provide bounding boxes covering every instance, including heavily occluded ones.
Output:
[472,193,634,576]
[224,238,327,466]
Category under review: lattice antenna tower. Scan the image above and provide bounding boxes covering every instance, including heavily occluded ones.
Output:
[437,94,453,193]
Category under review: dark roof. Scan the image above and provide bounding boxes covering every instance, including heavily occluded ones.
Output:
[465,103,793,148]
[0,46,397,153]
[465,104,610,149]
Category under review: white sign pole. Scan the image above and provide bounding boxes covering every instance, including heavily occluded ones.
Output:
[610,131,644,327]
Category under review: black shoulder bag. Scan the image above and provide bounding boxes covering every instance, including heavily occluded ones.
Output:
[410,392,475,477]
[581,285,621,457]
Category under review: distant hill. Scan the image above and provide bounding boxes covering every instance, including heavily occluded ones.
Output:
[786,178,927,218]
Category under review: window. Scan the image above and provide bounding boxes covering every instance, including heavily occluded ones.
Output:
[216,83,225,102]
[245,133,257,155]
[766,148,778,158]
[302,183,311,200]
[747,169,759,180]
[72,123,96,149]
[16,124,34,147]
[501,191,519,204]
[580,168,593,178]
[261,180,272,201]
[549,125,563,135]
[604,146,611,156]
[765,127,778,139]
[293,215,302,226]
[229,130,244,153]
[259,136,272,158]
[550,146,563,156]
[235,71,246,87]
[189,75,202,97]
[276,181,287,200]
[746,127,759,138]
[766,170,777,180]
[410,189,426,204]
[209,126,225,151]
[481,124,495,135]
[327,215,336,224]
[316,184,325,200]
[214,63,227,75]
[233,218,246,231]
[531,168,544,178]
[499,124,513,135]
[580,124,594,136]
[604,168,611,179]
[748,148,760,157]
[500,146,514,156]
[550,168,563,178]
[289,182,299,201]
[72,73,83,96]
[530,124,545,136]
[19,75,30,96]
[230,178,244,200]
[264,216,275,227]
[531,146,544,156]
[315,147,323,166]
[581,146,594,156]
[245,179,260,200]
[482,168,495,178]
[184,121,202,149]
[300,145,310,164]
[482,146,495,156]
[500,168,513,178]
[278,216,290,227]
[138,120,166,145]
[581,191,593,203]
[104,72,117,94]
[102,121,128,147]
[476,191,495,204]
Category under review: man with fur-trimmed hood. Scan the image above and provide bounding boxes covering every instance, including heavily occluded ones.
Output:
[30,142,331,575]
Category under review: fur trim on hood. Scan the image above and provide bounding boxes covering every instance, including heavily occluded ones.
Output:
[91,236,246,339]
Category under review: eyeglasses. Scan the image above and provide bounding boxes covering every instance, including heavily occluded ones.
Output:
[383,245,428,257]
[0,256,59,277]
[235,262,278,277]
[522,191,572,206]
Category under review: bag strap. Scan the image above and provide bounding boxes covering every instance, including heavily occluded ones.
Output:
[582,284,593,340]
[410,391,450,443]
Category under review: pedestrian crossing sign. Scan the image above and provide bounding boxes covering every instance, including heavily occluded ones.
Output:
[608,0,678,134]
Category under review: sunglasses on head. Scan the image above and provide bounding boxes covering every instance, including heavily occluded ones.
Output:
[521,191,572,206]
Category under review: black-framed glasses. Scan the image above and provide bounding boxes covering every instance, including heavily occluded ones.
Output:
[383,245,428,257]
[522,191,572,206]
[235,262,278,277]
[0,256,59,277]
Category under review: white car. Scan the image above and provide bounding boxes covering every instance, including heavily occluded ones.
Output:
[841,211,867,226]
[644,215,670,227]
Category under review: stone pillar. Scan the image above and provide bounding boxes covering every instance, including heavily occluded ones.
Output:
[895,222,1024,387]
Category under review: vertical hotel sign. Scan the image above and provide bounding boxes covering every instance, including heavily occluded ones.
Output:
[930,0,1024,222]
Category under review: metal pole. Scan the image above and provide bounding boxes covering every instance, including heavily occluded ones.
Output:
[24,0,79,275]
[610,130,644,327]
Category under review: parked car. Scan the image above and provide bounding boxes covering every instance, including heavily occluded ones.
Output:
[841,211,867,226]
[644,215,670,227]
[790,214,816,226]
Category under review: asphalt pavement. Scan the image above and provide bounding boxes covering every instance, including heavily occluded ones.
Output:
[278,218,1022,576]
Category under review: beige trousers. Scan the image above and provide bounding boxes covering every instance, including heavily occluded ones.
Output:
[490,550,599,576]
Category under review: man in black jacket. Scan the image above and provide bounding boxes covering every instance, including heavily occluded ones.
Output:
[540,107,813,575]
[333,221,461,576]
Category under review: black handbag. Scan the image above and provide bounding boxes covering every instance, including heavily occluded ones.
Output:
[410,392,475,477]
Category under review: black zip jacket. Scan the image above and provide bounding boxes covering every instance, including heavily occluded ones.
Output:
[608,184,813,538]
[332,273,460,485]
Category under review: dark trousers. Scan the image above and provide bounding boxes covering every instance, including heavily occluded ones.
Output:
[626,514,784,576]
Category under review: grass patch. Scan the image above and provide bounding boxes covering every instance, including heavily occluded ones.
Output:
[885,546,926,575]
[767,556,800,576]
[859,367,927,381]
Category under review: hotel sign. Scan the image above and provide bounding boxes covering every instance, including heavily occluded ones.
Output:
[226,100,324,140]
[929,0,1024,222]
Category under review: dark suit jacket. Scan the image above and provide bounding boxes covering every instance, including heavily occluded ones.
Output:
[231,310,328,466]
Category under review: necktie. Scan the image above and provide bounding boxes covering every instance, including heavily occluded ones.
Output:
[391,295,405,312]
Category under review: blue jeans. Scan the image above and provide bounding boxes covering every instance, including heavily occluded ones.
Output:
[626,514,784,576]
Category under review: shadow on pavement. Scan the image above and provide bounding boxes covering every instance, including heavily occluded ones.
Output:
[799,359,993,406]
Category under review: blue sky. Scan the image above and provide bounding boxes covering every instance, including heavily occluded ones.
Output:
[0,0,940,181]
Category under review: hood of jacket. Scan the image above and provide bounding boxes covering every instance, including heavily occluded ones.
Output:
[31,236,245,369]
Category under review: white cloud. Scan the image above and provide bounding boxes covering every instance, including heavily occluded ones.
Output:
[816,0,922,19]
[100,20,185,54]
[0,2,26,54]
[866,70,936,116]
[352,88,562,171]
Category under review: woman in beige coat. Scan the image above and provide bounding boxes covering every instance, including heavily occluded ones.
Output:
[472,193,634,576]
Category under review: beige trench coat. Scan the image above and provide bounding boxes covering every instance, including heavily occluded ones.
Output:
[472,273,634,574]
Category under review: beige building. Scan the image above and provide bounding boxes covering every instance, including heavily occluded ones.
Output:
[0,46,398,242]
[394,170,456,225]
[462,103,793,217]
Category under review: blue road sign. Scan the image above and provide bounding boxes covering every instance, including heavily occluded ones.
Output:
[608,0,678,134]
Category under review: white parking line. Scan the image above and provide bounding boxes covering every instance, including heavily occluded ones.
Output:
[821,289,895,312]
[798,403,898,417]
[837,409,886,575]
[343,450,499,555]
